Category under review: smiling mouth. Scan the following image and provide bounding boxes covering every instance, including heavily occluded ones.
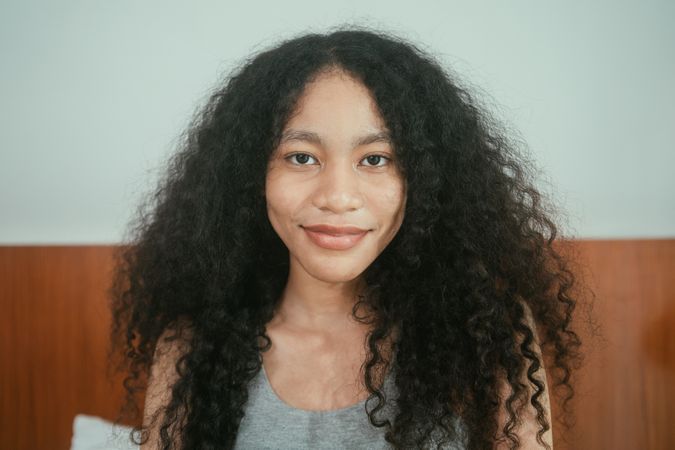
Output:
[301,224,369,235]
[301,226,369,250]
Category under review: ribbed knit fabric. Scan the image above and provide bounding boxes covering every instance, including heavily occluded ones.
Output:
[233,363,466,449]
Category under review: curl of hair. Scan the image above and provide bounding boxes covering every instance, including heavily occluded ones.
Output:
[109,25,584,450]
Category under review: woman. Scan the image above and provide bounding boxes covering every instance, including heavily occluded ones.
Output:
[109,27,582,449]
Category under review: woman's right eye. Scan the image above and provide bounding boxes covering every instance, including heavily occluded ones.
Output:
[285,153,318,166]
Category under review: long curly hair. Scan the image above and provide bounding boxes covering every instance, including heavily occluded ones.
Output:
[108,26,583,450]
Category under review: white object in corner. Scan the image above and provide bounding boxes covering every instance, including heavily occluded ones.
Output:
[70,414,139,450]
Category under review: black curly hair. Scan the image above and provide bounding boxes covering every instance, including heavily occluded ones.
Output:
[108,25,584,450]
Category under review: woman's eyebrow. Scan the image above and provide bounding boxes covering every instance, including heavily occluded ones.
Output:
[280,129,324,146]
[280,129,392,149]
[354,130,391,147]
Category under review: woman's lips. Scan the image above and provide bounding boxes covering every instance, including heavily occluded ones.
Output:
[301,225,369,250]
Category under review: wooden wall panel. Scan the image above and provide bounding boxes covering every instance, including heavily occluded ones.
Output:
[1,241,673,449]
[553,239,675,450]
[0,247,132,450]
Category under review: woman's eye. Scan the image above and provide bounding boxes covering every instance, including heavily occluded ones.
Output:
[285,153,318,165]
[283,153,391,168]
[361,155,391,167]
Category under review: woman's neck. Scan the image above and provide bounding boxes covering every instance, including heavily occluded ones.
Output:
[272,265,370,334]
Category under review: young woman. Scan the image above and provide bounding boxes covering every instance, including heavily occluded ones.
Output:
[109,27,582,449]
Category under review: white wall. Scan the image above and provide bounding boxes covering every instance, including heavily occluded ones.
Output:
[1,0,673,243]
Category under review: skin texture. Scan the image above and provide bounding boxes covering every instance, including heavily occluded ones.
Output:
[109,28,584,450]
[263,70,406,410]
[265,70,406,296]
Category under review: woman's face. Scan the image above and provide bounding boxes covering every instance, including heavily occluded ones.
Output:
[265,70,407,284]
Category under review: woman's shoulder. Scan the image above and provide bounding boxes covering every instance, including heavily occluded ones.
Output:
[140,321,194,448]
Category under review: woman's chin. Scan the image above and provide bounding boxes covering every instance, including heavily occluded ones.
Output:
[306,265,366,285]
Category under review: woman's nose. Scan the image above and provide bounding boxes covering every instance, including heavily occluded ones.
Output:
[312,160,365,213]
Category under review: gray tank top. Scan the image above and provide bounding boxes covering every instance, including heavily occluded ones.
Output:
[233,364,466,449]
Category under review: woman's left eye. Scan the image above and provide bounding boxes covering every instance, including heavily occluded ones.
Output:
[285,153,318,165]
[361,155,391,167]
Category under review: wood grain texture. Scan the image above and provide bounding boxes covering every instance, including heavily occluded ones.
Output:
[1,241,673,449]
[552,239,675,450]
[0,246,132,450]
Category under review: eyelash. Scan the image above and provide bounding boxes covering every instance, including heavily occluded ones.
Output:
[284,153,392,168]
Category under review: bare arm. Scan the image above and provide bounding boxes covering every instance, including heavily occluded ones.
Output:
[494,303,553,450]
[140,326,192,450]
